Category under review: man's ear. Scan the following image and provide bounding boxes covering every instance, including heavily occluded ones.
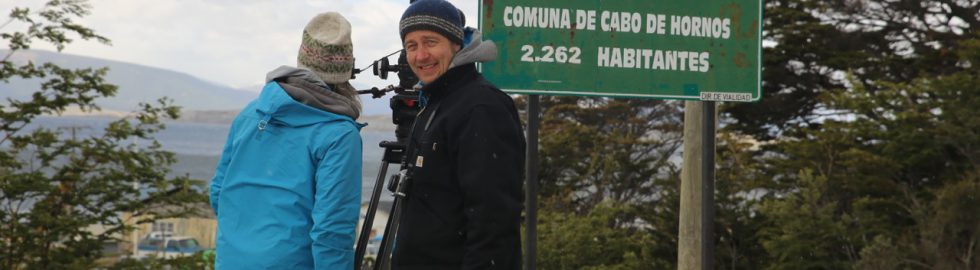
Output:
[453,43,462,53]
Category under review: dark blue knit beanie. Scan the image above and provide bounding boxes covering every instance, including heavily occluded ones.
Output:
[399,0,464,45]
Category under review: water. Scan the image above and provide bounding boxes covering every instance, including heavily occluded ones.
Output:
[28,116,396,202]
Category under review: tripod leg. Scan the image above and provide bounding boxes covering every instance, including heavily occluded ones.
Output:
[375,197,404,270]
[375,171,411,270]
[355,161,392,270]
[374,197,397,270]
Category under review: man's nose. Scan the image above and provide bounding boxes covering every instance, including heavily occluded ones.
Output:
[415,48,430,60]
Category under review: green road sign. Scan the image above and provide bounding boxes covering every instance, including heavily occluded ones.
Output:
[479,1,762,102]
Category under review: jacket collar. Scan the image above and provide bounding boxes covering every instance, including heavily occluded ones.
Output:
[252,82,363,129]
[265,65,361,120]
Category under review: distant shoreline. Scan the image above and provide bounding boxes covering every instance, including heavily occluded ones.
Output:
[45,107,395,132]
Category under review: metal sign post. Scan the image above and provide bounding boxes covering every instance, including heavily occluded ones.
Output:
[679,100,716,270]
[525,95,540,270]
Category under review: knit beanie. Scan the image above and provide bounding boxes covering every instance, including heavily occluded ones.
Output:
[297,12,354,84]
[399,0,464,45]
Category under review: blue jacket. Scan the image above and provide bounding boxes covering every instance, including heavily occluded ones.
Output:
[210,67,362,269]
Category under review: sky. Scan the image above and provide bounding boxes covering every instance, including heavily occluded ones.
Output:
[0,0,481,92]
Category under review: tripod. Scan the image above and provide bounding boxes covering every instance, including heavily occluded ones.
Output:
[353,22,419,268]
[355,139,416,270]
[352,88,418,270]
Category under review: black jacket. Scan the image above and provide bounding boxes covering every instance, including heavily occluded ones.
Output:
[391,64,525,270]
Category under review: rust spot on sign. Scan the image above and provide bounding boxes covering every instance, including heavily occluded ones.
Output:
[483,0,495,26]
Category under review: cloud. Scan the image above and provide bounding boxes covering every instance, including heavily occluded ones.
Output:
[0,0,480,92]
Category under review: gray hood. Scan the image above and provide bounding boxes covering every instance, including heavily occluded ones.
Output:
[265,66,361,120]
[449,27,497,69]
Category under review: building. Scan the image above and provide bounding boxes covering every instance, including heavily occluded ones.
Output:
[120,203,217,256]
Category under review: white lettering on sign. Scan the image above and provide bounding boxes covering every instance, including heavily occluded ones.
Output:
[503,6,572,29]
[599,11,643,33]
[497,7,741,75]
[645,14,667,34]
[499,6,733,40]
[597,47,709,72]
[574,10,597,30]
[670,15,731,39]
[521,45,582,64]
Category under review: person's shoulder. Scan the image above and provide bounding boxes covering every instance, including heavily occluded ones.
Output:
[316,118,361,135]
[460,74,510,101]
[310,119,362,155]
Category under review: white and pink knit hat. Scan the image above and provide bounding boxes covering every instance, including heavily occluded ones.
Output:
[297,12,354,84]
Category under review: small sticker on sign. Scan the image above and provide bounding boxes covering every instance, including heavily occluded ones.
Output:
[415,156,424,168]
[700,92,753,102]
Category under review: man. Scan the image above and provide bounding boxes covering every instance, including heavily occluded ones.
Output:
[209,12,362,269]
[392,0,526,269]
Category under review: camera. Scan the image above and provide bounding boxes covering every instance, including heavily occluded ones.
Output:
[355,50,421,146]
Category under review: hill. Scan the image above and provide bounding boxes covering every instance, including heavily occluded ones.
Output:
[0,49,257,112]
[1,49,396,121]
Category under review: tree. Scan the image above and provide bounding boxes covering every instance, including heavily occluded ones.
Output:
[708,0,980,268]
[532,96,684,213]
[753,31,980,269]
[728,0,979,139]
[0,1,207,269]
[536,202,667,270]
[713,133,770,270]
[850,48,980,268]
[516,96,685,268]
[759,170,861,269]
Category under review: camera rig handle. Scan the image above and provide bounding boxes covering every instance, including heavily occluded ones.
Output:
[357,85,400,99]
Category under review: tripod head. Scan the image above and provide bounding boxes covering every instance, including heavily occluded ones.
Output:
[354,50,421,148]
